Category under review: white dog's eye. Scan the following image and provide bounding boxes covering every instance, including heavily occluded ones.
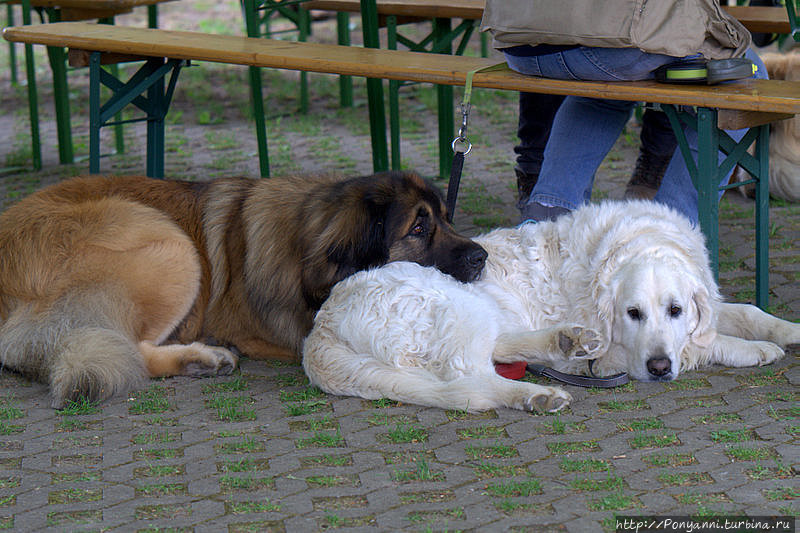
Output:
[669,304,682,318]
[627,308,642,320]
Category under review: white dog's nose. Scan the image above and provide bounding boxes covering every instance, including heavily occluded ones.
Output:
[646,356,672,378]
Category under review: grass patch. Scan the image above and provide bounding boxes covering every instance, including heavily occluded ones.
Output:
[485,477,542,497]
[457,426,506,439]
[629,433,680,449]
[617,417,664,432]
[381,424,428,444]
[56,397,100,416]
[547,440,600,455]
[587,492,639,511]
[657,472,713,486]
[128,385,171,414]
[465,442,519,459]
[724,445,775,461]
[598,399,649,412]
[559,458,611,473]
[296,430,344,449]
[642,453,696,467]
[709,428,756,443]
[392,457,444,483]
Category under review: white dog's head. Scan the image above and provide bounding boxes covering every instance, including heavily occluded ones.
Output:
[596,258,716,381]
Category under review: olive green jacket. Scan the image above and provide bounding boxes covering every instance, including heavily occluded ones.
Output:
[480,0,751,59]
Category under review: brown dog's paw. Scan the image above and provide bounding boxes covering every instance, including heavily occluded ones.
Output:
[557,326,601,360]
[182,344,238,377]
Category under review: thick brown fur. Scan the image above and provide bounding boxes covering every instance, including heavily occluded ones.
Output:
[0,172,486,407]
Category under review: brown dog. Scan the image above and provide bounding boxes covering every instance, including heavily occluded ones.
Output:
[0,172,486,407]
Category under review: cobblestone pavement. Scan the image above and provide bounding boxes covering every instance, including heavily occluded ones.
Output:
[1,3,799,531]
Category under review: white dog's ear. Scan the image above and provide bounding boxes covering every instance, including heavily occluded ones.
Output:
[689,285,716,348]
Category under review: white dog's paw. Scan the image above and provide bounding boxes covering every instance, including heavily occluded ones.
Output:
[523,386,572,413]
[754,341,784,366]
[557,326,602,360]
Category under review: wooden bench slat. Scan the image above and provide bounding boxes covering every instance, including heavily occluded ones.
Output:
[304,1,792,35]
[7,0,176,9]
[304,0,485,20]
[5,22,800,117]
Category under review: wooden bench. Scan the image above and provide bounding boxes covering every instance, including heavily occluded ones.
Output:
[5,21,800,309]
[4,0,175,170]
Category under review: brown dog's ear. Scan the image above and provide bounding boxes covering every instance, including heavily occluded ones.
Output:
[689,285,716,348]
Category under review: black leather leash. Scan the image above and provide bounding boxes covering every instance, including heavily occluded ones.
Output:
[526,361,629,388]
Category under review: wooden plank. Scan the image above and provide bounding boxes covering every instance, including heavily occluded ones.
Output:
[5,22,800,116]
[5,0,176,9]
[304,0,792,35]
[722,5,791,34]
[304,0,484,20]
[718,109,793,130]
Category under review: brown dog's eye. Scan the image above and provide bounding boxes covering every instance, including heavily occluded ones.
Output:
[627,308,641,320]
[409,223,425,236]
[669,305,682,318]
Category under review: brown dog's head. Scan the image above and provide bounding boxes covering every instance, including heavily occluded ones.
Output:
[302,171,487,308]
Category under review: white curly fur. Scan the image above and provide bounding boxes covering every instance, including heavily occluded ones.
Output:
[303,201,800,412]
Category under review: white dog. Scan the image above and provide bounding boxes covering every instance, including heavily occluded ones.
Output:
[303,201,800,412]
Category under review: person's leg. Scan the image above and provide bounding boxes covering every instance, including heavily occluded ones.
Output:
[653,48,768,224]
[523,96,635,219]
[505,46,678,221]
[625,109,677,199]
[514,92,565,207]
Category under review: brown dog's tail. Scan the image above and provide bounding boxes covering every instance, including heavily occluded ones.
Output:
[0,291,148,409]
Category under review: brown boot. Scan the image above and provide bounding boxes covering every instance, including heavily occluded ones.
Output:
[624,149,672,200]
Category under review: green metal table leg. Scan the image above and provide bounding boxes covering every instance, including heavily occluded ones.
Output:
[243,0,270,177]
[433,18,453,180]
[754,124,770,308]
[336,12,353,107]
[100,17,125,156]
[360,0,389,173]
[21,0,41,170]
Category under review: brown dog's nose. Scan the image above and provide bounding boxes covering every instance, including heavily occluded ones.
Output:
[647,356,672,377]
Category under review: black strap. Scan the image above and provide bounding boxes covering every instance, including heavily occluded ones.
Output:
[446,150,465,223]
[527,363,629,388]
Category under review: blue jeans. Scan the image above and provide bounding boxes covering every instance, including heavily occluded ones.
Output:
[505,46,767,224]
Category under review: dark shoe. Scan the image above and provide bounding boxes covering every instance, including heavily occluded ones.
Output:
[624,149,672,200]
[520,201,570,223]
[515,166,539,208]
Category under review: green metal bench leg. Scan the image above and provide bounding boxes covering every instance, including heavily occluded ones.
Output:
[360,0,389,173]
[46,44,74,165]
[7,4,17,84]
[336,12,353,107]
[694,107,721,279]
[146,63,165,178]
[89,53,101,174]
[88,52,183,178]
[662,104,771,308]
[433,18,453,180]
[243,0,270,177]
[20,0,41,170]
[754,124,770,308]
[298,7,310,114]
[387,15,401,170]
[148,5,158,28]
